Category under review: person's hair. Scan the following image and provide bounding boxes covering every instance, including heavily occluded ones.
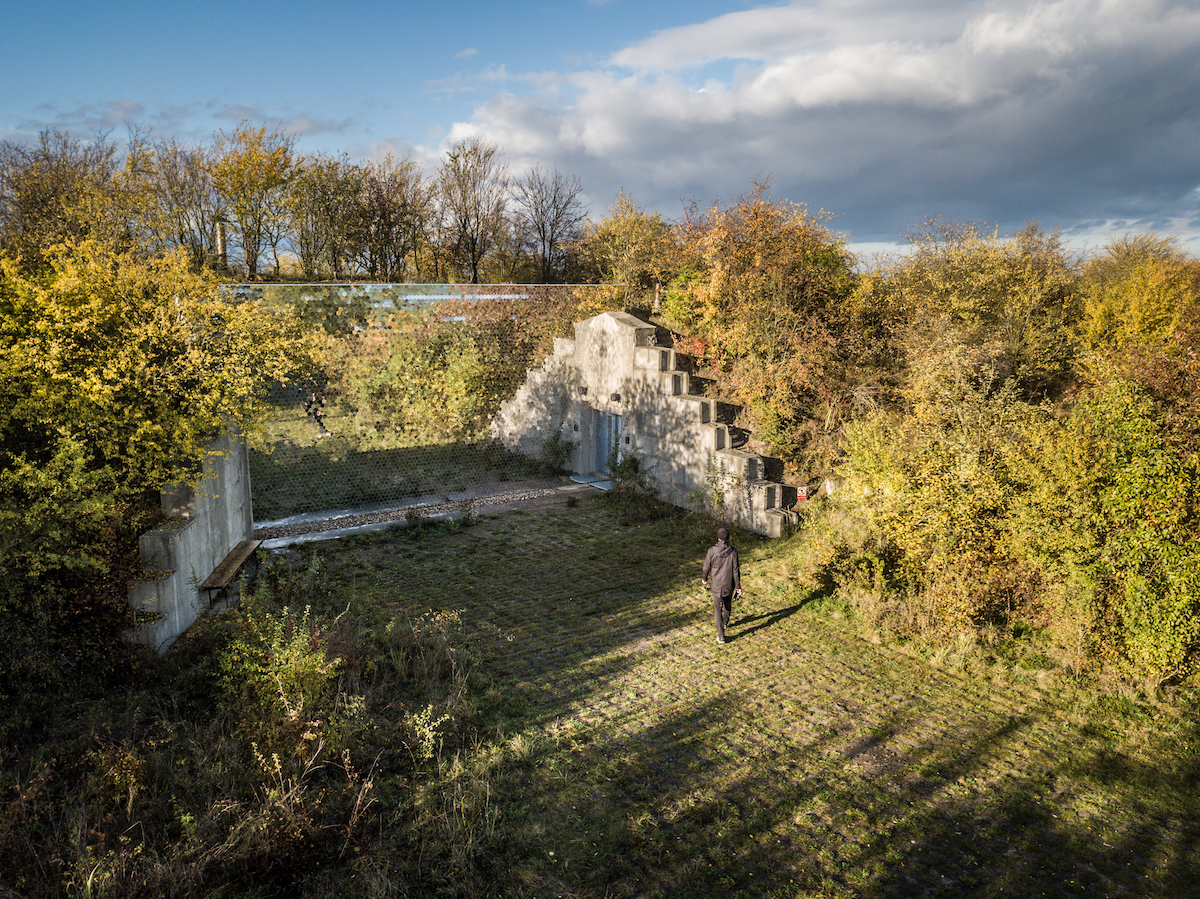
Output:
[717,527,729,542]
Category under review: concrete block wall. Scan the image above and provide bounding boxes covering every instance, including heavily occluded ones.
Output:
[492,311,798,537]
[125,431,254,652]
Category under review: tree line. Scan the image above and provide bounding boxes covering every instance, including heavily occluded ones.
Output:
[0,124,596,284]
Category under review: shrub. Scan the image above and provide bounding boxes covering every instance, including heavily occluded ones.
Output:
[1008,380,1200,681]
[539,428,576,473]
[0,241,311,712]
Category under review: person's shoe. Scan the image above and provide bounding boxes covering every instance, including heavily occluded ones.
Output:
[717,637,726,644]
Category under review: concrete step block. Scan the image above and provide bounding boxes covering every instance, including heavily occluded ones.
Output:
[137,517,194,572]
[659,370,691,396]
[763,508,798,539]
[672,393,712,422]
[127,574,175,615]
[745,479,780,513]
[714,446,761,477]
[634,345,675,372]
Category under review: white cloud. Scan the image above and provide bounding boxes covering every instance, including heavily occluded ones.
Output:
[610,0,965,71]
[358,136,441,172]
[454,0,1200,243]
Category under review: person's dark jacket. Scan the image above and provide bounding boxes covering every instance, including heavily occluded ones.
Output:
[702,541,740,597]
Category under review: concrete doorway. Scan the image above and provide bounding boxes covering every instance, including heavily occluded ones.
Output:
[595,411,623,474]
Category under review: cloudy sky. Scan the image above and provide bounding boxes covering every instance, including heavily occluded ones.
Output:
[3,0,1199,253]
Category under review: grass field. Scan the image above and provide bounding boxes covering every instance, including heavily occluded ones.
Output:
[308,492,1199,897]
[5,491,1196,897]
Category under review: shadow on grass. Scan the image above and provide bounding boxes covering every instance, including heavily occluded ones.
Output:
[249,436,551,520]
[481,679,1198,898]
[729,602,808,641]
[725,578,833,642]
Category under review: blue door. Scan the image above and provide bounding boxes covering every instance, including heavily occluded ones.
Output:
[595,412,622,473]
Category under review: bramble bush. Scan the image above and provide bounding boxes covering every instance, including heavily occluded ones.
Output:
[832,383,1042,640]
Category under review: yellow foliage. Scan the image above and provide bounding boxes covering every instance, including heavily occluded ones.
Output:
[1080,233,1200,353]
[580,190,676,299]
[211,122,295,277]
[1,239,312,529]
[882,221,1079,401]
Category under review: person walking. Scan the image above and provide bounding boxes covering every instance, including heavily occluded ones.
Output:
[702,527,742,644]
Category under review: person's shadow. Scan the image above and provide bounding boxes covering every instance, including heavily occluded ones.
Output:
[727,603,804,640]
[727,584,830,641]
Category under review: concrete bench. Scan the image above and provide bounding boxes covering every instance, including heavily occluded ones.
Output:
[200,539,262,604]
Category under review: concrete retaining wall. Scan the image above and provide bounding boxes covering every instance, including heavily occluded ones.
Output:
[492,311,799,537]
[125,431,253,651]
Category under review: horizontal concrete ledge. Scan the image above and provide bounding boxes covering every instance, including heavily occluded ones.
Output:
[569,474,614,491]
[261,511,456,549]
[255,493,449,530]
[261,483,594,550]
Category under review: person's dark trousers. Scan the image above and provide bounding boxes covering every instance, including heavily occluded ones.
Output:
[714,591,732,642]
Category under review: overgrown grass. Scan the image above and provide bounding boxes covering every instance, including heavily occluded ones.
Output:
[2,495,1197,897]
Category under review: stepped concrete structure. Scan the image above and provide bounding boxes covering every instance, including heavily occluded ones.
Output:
[492,311,799,537]
[125,431,254,651]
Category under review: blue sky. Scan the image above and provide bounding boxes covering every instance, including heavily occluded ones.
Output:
[4,0,1200,255]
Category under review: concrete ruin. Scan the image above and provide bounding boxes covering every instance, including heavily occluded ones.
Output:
[125,431,254,651]
[492,311,799,536]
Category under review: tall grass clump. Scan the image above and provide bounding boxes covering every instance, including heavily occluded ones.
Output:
[0,547,497,898]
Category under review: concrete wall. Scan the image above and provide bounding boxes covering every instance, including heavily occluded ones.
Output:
[492,311,799,537]
[125,431,254,652]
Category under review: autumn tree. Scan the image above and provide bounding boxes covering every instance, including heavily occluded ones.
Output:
[211,122,294,278]
[148,137,225,272]
[0,130,153,271]
[289,154,362,279]
[437,137,509,283]
[347,154,434,281]
[581,190,675,297]
[512,164,588,283]
[1079,233,1200,356]
[881,220,1080,407]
